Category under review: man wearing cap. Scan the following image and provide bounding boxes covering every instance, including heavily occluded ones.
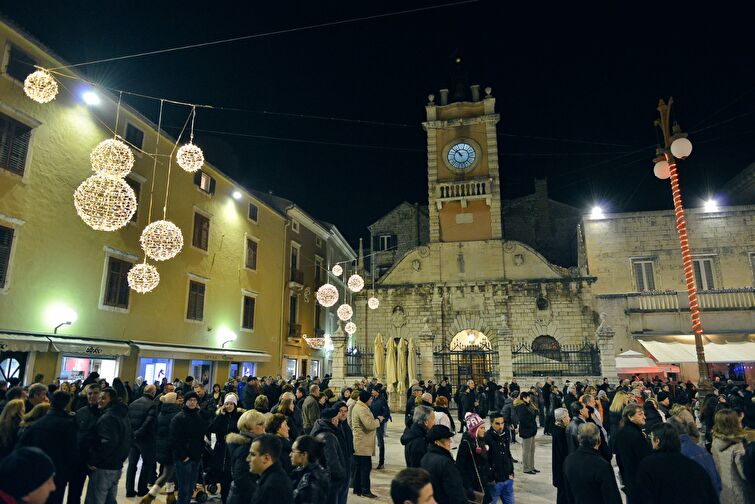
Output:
[311,406,348,504]
[370,384,391,470]
[126,384,158,497]
[0,447,57,504]
[169,391,209,504]
[420,425,468,504]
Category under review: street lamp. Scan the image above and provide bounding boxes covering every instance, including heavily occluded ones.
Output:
[652,97,710,392]
[219,327,237,348]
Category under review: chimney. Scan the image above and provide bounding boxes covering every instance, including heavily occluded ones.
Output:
[470,84,480,102]
[439,89,449,105]
[534,178,548,198]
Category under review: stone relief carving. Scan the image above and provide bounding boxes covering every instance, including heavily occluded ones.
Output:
[391,305,407,329]
[303,286,311,303]
[514,253,524,266]
[412,259,422,271]
[418,246,430,257]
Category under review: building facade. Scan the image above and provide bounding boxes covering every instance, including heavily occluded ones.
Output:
[0,19,353,386]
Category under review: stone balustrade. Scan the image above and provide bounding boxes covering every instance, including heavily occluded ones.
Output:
[434,177,492,208]
[623,287,755,312]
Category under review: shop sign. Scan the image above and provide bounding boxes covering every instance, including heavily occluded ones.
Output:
[85,346,104,355]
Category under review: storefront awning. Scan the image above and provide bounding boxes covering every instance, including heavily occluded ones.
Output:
[133,342,271,362]
[48,337,131,356]
[615,350,680,374]
[639,338,755,363]
[0,333,50,352]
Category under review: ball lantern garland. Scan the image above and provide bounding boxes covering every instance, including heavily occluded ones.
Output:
[331,264,343,277]
[90,138,135,178]
[23,70,59,103]
[336,303,353,322]
[344,322,357,335]
[347,274,365,293]
[176,142,204,173]
[368,297,379,310]
[316,283,339,307]
[73,173,137,231]
[140,220,184,261]
[127,263,160,293]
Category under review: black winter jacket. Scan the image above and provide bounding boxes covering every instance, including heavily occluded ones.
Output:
[169,405,209,461]
[291,462,329,504]
[420,444,469,504]
[310,419,348,484]
[565,417,586,454]
[455,434,491,493]
[551,423,569,489]
[400,422,429,468]
[485,428,514,483]
[563,447,622,504]
[226,431,259,504]
[207,407,241,473]
[17,410,78,478]
[515,401,538,439]
[90,401,133,470]
[251,462,293,504]
[128,394,157,442]
[633,451,719,504]
[613,421,652,499]
[74,403,100,455]
[643,402,663,433]
[156,402,181,463]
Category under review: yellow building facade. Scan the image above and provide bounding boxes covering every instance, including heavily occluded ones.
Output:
[0,19,353,387]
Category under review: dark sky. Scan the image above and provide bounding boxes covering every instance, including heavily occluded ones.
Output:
[4,1,755,243]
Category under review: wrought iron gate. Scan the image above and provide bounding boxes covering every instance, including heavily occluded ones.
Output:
[433,339,499,387]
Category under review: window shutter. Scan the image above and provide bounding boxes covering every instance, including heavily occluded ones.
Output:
[193,171,202,186]
[390,234,398,250]
[633,262,645,291]
[8,126,30,176]
[703,260,714,290]
[643,262,655,291]
[209,177,216,194]
[0,226,14,288]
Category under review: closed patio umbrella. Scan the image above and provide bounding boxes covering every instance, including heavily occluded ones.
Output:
[373,333,385,380]
[385,336,397,393]
[407,337,418,385]
[397,337,408,398]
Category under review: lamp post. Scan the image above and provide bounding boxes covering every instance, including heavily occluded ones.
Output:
[652,97,710,392]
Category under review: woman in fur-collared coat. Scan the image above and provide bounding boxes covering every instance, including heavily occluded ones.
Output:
[710,409,754,504]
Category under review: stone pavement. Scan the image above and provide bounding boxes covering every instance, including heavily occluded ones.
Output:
[103,416,626,504]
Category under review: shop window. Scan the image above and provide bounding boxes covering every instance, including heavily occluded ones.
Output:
[286,359,298,379]
[187,280,206,321]
[138,357,173,385]
[192,212,210,251]
[61,355,117,384]
[0,113,32,176]
[242,295,256,331]
[103,256,131,309]
[0,355,22,381]
[311,360,320,378]
[632,259,656,291]
[191,360,213,389]
[0,225,14,289]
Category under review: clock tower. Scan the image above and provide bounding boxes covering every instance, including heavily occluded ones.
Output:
[423,85,502,243]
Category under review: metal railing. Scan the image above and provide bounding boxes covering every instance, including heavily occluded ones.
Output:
[512,340,600,377]
[346,346,373,377]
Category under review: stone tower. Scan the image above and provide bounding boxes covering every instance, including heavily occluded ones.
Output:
[423,85,502,243]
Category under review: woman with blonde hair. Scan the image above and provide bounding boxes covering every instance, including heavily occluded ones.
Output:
[226,410,266,504]
[711,409,751,504]
[643,396,664,432]
[608,391,630,438]
[21,402,50,428]
[0,399,25,457]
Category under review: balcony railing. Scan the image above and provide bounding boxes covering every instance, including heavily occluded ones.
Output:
[624,288,755,312]
[434,178,492,209]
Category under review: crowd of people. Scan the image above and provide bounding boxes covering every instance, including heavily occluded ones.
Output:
[1,372,754,504]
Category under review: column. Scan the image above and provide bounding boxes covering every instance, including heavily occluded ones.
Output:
[496,315,513,384]
[329,325,348,390]
[418,321,436,383]
[596,313,617,380]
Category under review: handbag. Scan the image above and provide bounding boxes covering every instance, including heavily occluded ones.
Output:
[464,439,486,504]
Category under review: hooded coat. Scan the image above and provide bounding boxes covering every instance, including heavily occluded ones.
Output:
[226,431,259,504]
[291,462,329,504]
[711,433,752,504]
[400,422,429,468]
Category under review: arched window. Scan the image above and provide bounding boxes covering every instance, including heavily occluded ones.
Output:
[532,335,561,361]
[0,357,21,381]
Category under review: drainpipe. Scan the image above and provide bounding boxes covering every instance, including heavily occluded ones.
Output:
[279,219,291,376]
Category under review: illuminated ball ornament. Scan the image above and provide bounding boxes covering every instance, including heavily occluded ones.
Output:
[347,274,365,293]
[670,137,693,159]
[344,322,357,335]
[336,303,353,322]
[127,262,160,293]
[653,160,670,180]
[140,220,184,261]
[176,142,205,173]
[368,297,379,310]
[23,69,59,103]
[331,264,343,277]
[73,173,137,231]
[90,138,135,178]
[316,283,339,307]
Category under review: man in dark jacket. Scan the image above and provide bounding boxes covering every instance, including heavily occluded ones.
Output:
[458,381,476,433]
[563,423,622,504]
[400,405,435,468]
[85,387,133,504]
[515,392,538,474]
[311,408,348,504]
[565,401,588,454]
[370,384,391,469]
[17,391,78,504]
[633,423,719,504]
[242,376,259,410]
[501,390,519,444]
[551,407,570,504]
[69,384,101,504]
[485,411,515,504]
[126,384,158,497]
[193,383,215,421]
[612,403,651,503]
[248,434,294,504]
[420,425,468,504]
[406,385,423,428]
[169,391,209,504]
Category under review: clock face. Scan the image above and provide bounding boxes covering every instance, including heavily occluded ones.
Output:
[447,142,477,171]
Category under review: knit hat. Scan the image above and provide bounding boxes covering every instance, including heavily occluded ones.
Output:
[321,407,339,420]
[465,412,484,436]
[0,447,55,499]
[160,392,177,404]
[184,391,199,403]
[427,424,454,442]
[224,393,238,405]
[657,391,669,402]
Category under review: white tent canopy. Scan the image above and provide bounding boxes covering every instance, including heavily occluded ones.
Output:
[615,349,679,374]
[639,339,755,364]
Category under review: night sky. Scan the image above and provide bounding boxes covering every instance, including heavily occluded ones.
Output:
[3,1,754,244]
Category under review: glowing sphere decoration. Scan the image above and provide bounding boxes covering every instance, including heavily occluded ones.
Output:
[90,138,135,178]
[316,283,339,307]
[176,142,205,172]
[331,264,343,276]
[23,70,59,103]
[347,274,365,293]
[336,303,353,322]
[344,322,357,335]
[670,137,693,159]
[140,220,184,261]
[653,160,670,180]
[127,262,160,293]
[368,297,380,310]
[73,173,137,231]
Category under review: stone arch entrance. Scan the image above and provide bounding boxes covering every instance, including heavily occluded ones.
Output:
[450,329,490,348]
[434,329,498,387]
